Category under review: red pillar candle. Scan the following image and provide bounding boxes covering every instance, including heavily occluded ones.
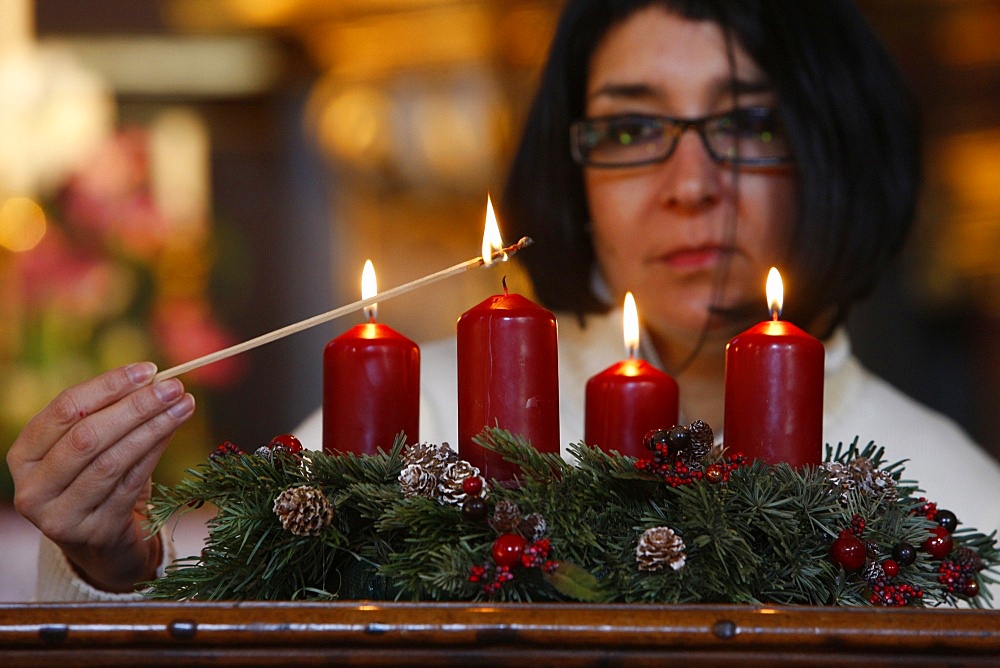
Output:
[457,198,559,480]
[585,292,678,457]
[323,261,419,455]
[723,268,824,467]
[457,283,559,480]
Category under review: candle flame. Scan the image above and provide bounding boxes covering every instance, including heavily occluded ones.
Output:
[623,291,639,358]
[766,267,783,320]
[362,259,378,321]
[481,194,506,266]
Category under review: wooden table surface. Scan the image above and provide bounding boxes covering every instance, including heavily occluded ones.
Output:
[2,601,999,665]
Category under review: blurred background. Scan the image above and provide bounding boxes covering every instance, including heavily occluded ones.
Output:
[0,0,998,504]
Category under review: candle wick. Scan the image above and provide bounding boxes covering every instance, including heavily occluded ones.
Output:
[502,275,509,297]
[495,236,532,263]
[771,308,780,322]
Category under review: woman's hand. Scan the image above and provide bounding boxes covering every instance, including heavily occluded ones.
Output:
[7,362,195,593]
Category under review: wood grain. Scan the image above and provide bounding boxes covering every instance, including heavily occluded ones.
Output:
[2,602,998,665]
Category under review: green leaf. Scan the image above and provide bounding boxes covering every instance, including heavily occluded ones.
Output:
[544,562,614,602]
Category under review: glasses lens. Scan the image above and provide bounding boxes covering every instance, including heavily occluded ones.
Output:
[706,108,789,164]
[573,116,673,166]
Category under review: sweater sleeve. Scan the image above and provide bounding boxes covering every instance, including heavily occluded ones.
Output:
[34,533,175,602]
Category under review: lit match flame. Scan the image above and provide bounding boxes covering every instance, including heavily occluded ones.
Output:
[623,291,639,358]
[481,194,506,266]
[766,267,783,321]
[362,259,378,322]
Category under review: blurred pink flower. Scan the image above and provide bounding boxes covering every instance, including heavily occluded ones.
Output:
[15,225,118,316]
[153,298,245,388]
[59,127,171,259]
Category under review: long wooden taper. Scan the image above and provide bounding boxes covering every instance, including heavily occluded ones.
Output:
[152,237,533,381]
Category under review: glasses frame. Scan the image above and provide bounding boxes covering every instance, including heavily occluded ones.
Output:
[570,107,793,168]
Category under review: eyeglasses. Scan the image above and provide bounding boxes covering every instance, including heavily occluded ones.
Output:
[570,107,791,168]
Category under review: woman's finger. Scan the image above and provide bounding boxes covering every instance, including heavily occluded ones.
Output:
[11,362,158,467]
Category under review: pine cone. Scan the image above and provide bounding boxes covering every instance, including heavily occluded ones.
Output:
[863,560,884,584]
[436,460,481,506]
[489,500,522,533]
[517,512,547,542]
[847,457,898,501]
[439,443,459,463]
[402,442,455,475]
[820,461,847,496]
[273,485,334,537]
[821,457,898,506]
[865,540,882,560]
[398,463,438,498]
[636,526,686,572]
[686,420,714,465]
[954,546,985,572]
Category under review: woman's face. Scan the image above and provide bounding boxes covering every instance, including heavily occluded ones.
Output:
[583,7,797,351]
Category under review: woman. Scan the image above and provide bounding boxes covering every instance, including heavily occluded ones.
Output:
[421,0,1000,559]
[10,0,1000,600]
[505,0,917,429]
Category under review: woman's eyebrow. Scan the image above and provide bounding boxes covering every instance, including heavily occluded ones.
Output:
[587,76,773,104]
[587,81,658,102]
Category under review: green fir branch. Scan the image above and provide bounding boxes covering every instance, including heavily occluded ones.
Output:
[144,428,1000,607]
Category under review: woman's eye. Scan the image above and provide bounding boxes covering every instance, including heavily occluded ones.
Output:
[717,108,780,136]
[606,118,659,145]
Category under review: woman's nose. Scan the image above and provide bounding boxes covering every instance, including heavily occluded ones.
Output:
[657,128,722,210]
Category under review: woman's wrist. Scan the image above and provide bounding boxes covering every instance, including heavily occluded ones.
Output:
[62,524,163,594]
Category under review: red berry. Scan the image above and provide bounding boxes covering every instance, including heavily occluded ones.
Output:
[963,580,980,597]
[831,530,866,571]
[210,441,243,461]
[462,475,484,497]
[492,533,527,568]
[705,464,724,484]
[882,559,899,578]
[922,526,953,560]
[915,497,938,520]
[269,434,303,454]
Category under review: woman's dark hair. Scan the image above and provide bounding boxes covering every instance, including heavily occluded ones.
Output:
[502,0,920,335]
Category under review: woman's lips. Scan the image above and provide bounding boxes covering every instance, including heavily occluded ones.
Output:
[659,246,732,270]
